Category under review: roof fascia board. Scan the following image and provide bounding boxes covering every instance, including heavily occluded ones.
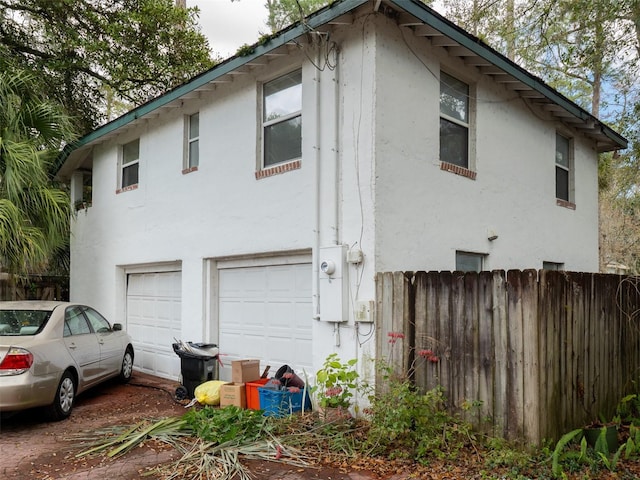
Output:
[390,0,627,149]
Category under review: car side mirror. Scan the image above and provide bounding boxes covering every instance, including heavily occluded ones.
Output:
[112,323,123,331]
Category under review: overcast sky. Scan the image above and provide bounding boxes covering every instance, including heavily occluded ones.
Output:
[188,0,269,58]
[187,1,447,59]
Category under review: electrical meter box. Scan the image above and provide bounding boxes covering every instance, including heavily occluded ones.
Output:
[319,245,348,322]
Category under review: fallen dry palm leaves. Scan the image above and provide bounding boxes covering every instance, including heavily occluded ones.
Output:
[74,414,315,480]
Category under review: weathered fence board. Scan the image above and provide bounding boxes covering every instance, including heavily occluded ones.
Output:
[0,275,68,301]
[375,270,640,444]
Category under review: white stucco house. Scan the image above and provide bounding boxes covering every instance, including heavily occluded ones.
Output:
[56,0,626,384]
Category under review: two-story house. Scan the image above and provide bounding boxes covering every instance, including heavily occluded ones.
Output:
[56,0,626,382]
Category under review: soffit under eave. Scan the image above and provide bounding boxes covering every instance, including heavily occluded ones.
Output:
[56,147,94,182]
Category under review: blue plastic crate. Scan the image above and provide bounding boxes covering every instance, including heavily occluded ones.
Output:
[258,387,312,417]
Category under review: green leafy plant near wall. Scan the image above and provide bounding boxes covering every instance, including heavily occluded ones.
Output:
[362,361,476,464]
[550,399,640,478]
[311,353,359,410]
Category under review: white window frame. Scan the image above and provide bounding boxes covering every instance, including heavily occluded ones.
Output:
[120,138,139,189]
[185,112,199,170]
[261,69,302,169]
[555,133,573,203]
[440,72,471,169]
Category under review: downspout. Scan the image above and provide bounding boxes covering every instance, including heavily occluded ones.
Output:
[332,41,340,246]
[332,41,342,348]
[312,41,322,321]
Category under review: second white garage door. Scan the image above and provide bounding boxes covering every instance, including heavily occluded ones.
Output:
[218,261,312,379]
[126,271,182,380]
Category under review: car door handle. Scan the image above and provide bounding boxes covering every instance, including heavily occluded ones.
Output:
[68,343,77,349]
[98,339,104,345]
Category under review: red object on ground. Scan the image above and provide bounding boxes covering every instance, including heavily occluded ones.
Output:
[245,378,269,409]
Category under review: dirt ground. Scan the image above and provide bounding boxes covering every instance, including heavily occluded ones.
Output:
[0,372,383,480]
[3,372,640,480]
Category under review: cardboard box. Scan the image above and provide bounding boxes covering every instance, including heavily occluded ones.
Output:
[231,359,261,383]
[220,382,247,408]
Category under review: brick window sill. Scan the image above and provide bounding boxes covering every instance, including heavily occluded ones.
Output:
[116,184,138,194]
[440,161,477,180]
[182,166,198,175]
[255,159,301,179]
[556,199,576,210]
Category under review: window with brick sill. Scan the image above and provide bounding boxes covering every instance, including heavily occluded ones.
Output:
[440,161,476,180]
[185,112,199,170]
[262,70,302,170]
[255,159,301,179]
[440,72,470,169]
[555,133,574,205]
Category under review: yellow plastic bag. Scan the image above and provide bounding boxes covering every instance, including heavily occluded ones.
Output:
[194,380,226,405]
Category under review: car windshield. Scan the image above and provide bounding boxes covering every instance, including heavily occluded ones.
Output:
[0,310,52,336]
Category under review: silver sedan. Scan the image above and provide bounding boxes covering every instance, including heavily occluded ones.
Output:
[0,301,134,420]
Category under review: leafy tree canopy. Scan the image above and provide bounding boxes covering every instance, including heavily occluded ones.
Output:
[256,0,432,32]
[0,0,215,133]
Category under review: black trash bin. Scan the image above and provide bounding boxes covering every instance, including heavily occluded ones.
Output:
[172,342,219,400]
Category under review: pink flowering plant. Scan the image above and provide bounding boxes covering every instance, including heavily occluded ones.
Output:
[312,353,359,409]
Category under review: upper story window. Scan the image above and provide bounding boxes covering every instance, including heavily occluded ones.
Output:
[121,139,139,189]
[555,133,572,203]
[440,72,470,169]
[262,70,302,168]
[187,112,199,169]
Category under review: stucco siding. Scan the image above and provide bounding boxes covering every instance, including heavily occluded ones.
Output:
[371,16,599,273]
[66,6,605,379]
[71,54,316,325]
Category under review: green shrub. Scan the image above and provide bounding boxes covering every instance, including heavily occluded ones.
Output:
[363,367,474,463]
[183,406,267,444]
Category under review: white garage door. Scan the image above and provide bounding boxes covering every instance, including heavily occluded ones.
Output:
[127,271,182,379]
[218,262,312,380]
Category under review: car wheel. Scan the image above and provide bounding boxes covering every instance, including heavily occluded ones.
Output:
[45,371,75,421]
[119,347,133,383]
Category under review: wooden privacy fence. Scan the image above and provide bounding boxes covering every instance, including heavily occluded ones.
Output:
[0,274,69,301]
[375,270,640,444]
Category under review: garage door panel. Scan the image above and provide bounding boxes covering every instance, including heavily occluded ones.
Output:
[294,304,313,332]
[219,299,243,321]
[267,269,295,296]
[265,312,295,329]
[244,301,267,323]
[127,271,182,380]
[218,262,312,380]
[154,348,177,378]
[157,274,181,297]
[221,270,262,297]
